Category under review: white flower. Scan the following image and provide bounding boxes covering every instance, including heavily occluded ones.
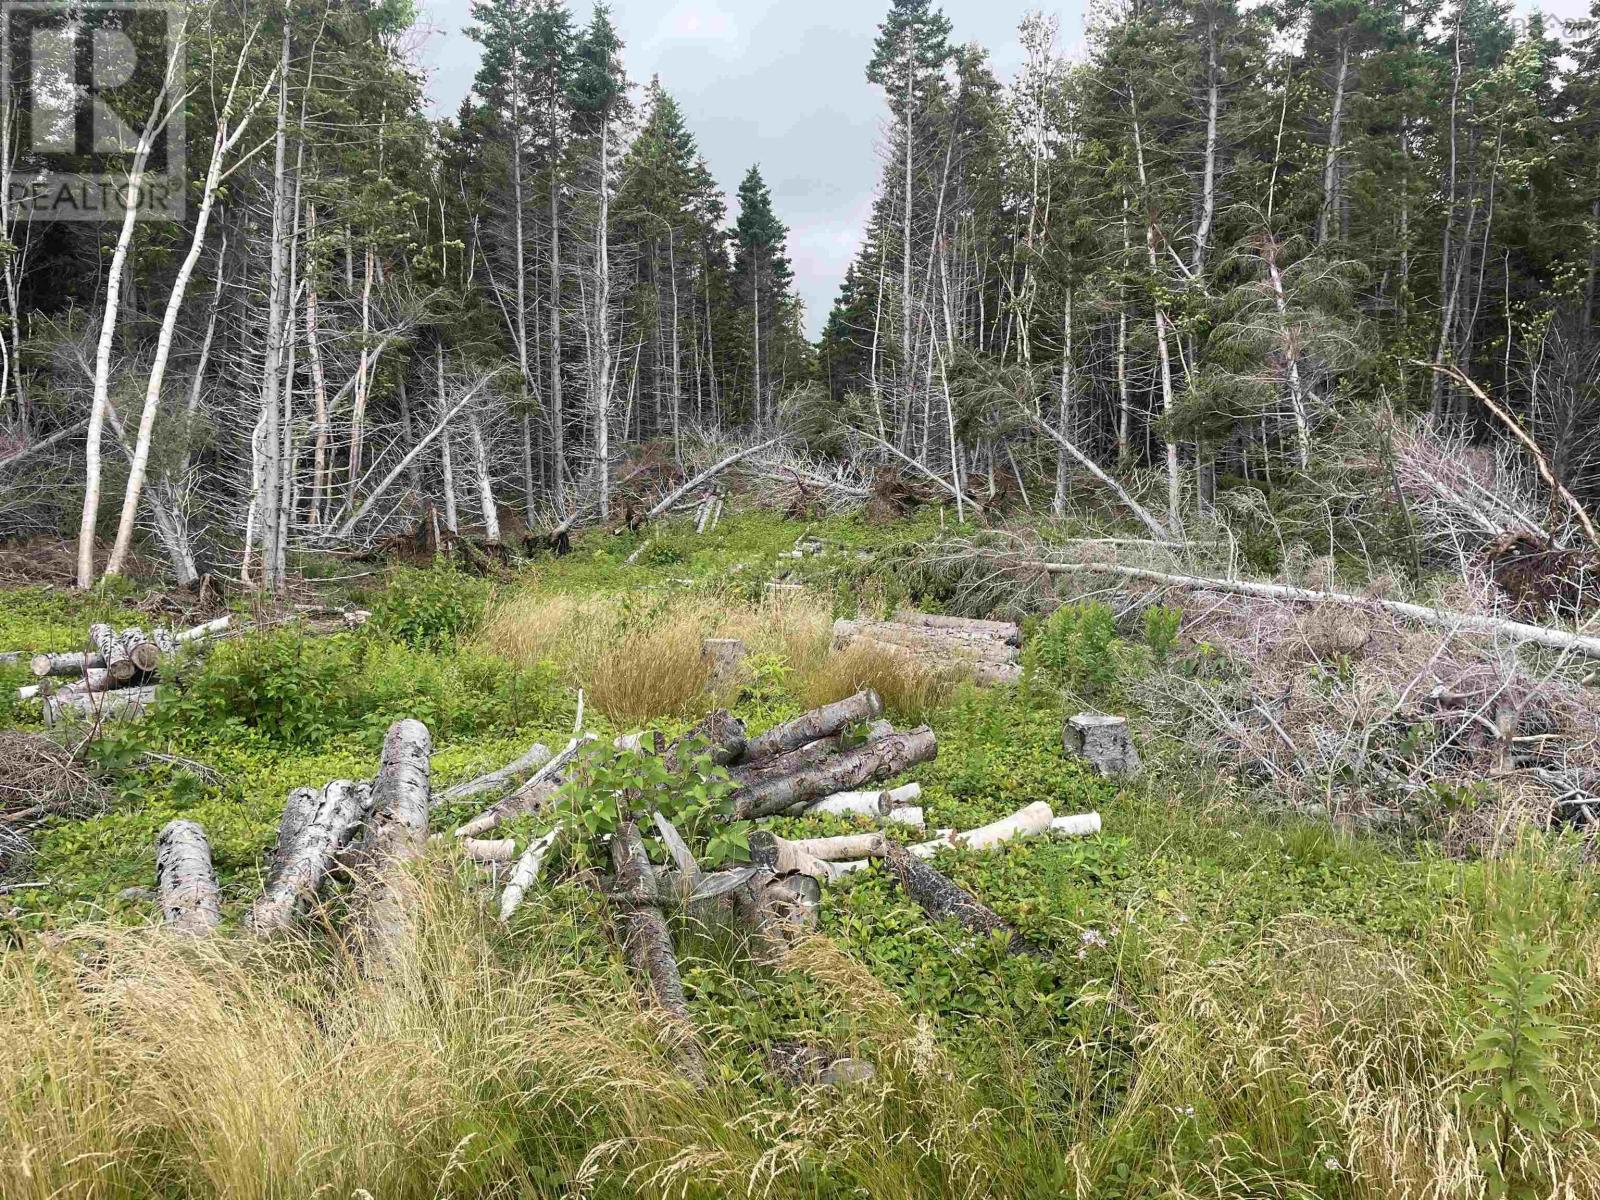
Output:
[1175,912,1190,924]
[1176,1104,1196,1118]
[1323,1157,1341,1172]
[1079,928,1108,948]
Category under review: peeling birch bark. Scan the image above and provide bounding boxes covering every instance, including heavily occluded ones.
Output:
[156,819,222,936]
[250,781,368,936]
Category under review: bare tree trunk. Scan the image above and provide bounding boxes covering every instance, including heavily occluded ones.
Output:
[437,345,459,534]
[1317,39,1350,246]
[305,205,330,526]
[77,52,177,588]
[256,25,292,593]
[469,411,501,542]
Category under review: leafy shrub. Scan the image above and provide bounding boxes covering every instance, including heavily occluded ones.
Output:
[1024,602,1120,701]
[1143,604,1183,664]
[368,562,491,649]
[556,738,747,867]
[156,632,358,747]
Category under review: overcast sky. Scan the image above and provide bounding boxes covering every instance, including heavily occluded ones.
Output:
[408,0,1591,338]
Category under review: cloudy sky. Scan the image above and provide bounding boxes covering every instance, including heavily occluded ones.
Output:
[408,0,1591,338]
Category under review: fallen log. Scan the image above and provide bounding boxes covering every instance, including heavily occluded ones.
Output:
[892,611,1021,647]
[454,735,591,838]
[1026,559,1600,661]
[879,841,1039,956]
[249,781,370,936]
[748,830,848,882]
[742,690,885,763]
[733,726,936,819]
[833,619,1020,665]
[358,720,434,961]
[30,650,104,678]
[805,781,921,818]
[51,667,116,698]
[90,623,134,684]
[499,827,562,921]
[610,820,702,1064]
[730,867,822,953]
[45,685,158,725]
[643,437,784,522]
[910,802,1054,857]
[155,819,223,936]
[1021,409,1172,540]
[121,628,161,674]
[434,741,553,807]
[1052,812,1102,836]
[462,837,517,864]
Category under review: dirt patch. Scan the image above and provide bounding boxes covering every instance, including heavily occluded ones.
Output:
[0,536,163,590]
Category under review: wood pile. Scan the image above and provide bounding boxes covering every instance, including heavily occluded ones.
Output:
[12,616,232,726]
[143,694,1106,1082]
[832,611,1023,686]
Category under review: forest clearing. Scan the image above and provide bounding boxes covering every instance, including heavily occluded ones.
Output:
[4,0,1600,1194]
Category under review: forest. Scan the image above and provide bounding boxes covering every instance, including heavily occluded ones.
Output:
[4,0,1600,1197]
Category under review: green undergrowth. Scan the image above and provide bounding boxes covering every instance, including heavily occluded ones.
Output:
[3,515,1600,1196]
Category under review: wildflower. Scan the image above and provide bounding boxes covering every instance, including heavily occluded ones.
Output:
[1175,912,1190,924]
[1079,928,1108,949]
[1323,1157,1341,1172]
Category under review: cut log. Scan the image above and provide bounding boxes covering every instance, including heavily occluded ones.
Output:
[434,741,553,808]
[953,802,1054,850]
[879,841,1039,956]
[175,615,232,644]
[805,781,921,818]
[16,683,41,702]
[1052,812,1102,837]
[249,781,369,936]
[358,720,434,960]
[788,832,889,861]
[90,623,134,684]
[45,686,158,725]
[733,720,893,790]
[748,830,847,881]
[610,820,702,1066]
[730,867,822,953]
[833,619,1020,665]
[733,726,936,819]
[31,650,105,678]
[461,837,517,864]
[499,827,561,921]
[0,651,17,667]
[155,819,222,936]
[51,667,116,697]
[1063,713,1141,777]
[652,812,700,882]
[768,1041,877,1088]
[121,628,161,674]
[892,611,1021,647]
[454,735,591,838]
[742,689,884,763]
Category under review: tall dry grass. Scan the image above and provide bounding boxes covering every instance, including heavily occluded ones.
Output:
[0,865,1074,1200]
[477,589,835,726]
[798,640,962,725]
[6,846,1599,1197]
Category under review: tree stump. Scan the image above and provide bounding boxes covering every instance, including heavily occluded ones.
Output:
[701,638,747,695]
[1063,713,1140,777]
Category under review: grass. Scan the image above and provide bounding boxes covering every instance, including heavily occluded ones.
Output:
[3,511,1600,1196]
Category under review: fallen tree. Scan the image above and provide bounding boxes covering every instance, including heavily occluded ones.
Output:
[155,819,222,936]
[1021,558,1600,661]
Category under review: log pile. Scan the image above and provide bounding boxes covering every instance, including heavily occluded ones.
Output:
[832,611,1023,686]
[13,615,232,725]
[133,692,1109,1085]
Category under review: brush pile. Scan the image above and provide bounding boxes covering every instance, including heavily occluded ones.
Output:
[832,612,1023,686]
[0,731,107,880]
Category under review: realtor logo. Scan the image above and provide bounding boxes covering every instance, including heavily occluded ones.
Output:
[1,1,185,221]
